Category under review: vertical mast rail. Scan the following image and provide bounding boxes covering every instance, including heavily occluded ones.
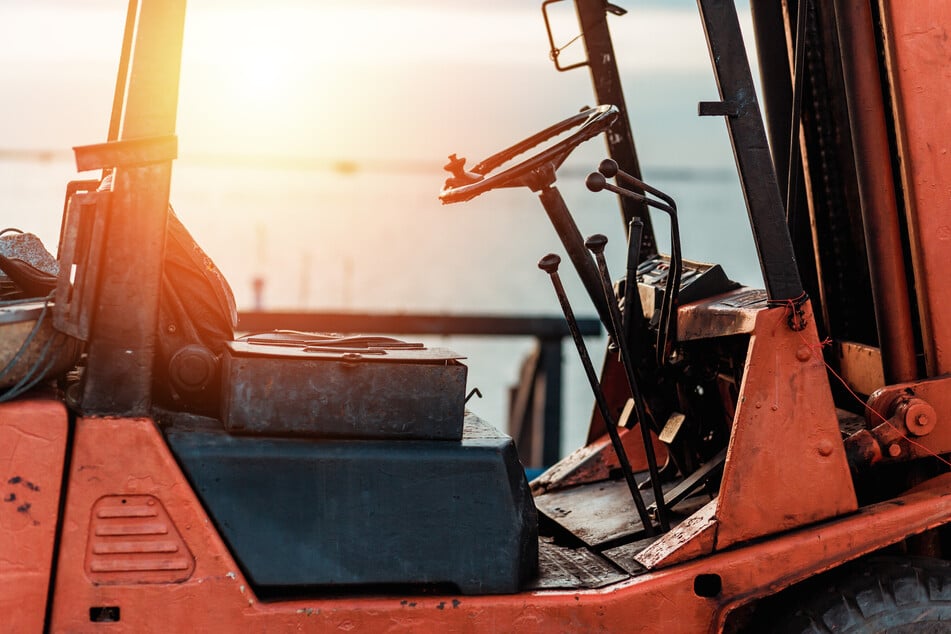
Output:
[696,0,804,302]
[80,0,187,414]
[573,0,657,256]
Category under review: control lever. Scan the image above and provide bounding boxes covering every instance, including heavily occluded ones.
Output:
[623,219,646,349]
[585,234,669,531]
[539,253,657,536]
[587,162,682,366]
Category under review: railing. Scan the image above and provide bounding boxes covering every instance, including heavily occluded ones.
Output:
[236,311,601,467]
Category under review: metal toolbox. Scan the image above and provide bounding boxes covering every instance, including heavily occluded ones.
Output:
[220,333,467,440]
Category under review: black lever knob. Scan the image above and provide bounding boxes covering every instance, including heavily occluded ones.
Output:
[585,172,607,192]
[537,253,561,274]
[584,233,608,255]
[598,158,619,178]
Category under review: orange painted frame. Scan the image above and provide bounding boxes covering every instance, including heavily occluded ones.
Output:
[880,1,951,376]
[49,409,949,633]
[639,302,857,568]
[0,395,68,634]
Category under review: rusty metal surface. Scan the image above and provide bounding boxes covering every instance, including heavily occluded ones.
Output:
[677,287,765,341]
[531,427,667,495]
[880,2,951,377]
[53,190,109,341]
[714,304,857,550]
[835,340,885,396]
[599,537,651,576]
[524,538,629,590]
[80,0,186,416]
[221,342,467,439]
[534,477,680,547]
[635,499,718,571]
[535,479,645,546]
[0,396,68,633]
[831,0,918,384]
[862,375,951,463]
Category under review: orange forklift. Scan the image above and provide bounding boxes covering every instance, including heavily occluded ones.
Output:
[3,0,951,631]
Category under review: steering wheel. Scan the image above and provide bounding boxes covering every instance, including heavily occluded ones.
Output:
[439,104,618,204]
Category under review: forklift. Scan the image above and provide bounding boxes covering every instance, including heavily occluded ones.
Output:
[3,0,951,631]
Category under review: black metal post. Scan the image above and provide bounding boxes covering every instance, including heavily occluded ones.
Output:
[539,337,563,466]
[696,0,804,302]
[573,0,656,255]
[81,0,186,414]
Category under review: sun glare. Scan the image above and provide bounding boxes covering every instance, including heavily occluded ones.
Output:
[174,4,547,162]
[225,51,293,114]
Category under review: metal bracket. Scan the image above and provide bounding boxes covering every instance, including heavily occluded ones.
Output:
[698,100,739,117]
[73,134,177,172]
[542,0,589,72]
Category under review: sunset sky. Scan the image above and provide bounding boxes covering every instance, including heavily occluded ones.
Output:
[0,1,755,168]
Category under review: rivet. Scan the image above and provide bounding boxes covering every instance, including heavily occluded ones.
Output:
[817,439,834,457]
[888,443,902,457]
[796,346,812,362]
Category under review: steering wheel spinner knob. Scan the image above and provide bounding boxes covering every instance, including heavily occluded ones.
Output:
[443,154,483,189]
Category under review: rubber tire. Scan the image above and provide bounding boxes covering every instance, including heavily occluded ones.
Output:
[762,556,951,633]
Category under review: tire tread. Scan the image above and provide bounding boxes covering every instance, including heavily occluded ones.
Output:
[755,557,951,633]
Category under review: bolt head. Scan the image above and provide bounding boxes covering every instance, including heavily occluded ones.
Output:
[900,398,937,437]
[888,443,902,457]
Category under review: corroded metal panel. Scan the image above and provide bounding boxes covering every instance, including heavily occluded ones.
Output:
[0,396,68,633]
[881,1,951,376]
[221,342,467,440]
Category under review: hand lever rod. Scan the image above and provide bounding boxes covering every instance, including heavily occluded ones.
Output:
[623,218,646,350]
[536,183,615,329]
[539,253,657,536]
[586,234,669,531]
[587,164,682,367]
